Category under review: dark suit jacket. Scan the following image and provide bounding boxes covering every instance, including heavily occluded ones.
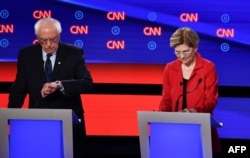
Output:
[8,42,93,119]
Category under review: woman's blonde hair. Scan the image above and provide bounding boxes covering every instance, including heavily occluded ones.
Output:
[170,27,199,48]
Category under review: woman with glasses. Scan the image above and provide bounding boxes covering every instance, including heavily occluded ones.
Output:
[158,27,222,156]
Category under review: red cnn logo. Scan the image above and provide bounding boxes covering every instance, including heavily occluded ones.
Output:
[33,10,52,19]
[143,27,162,36]
[180,13,198,22]
[107,11,125,20]
[0,24,14,33]
[106,40,125,49]
[70,25,88,34]
[216,28,234,38]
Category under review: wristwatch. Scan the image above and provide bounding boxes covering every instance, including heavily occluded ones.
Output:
[55,80,61,89]
[55,80,65,95]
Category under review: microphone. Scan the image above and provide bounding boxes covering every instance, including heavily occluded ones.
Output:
[175,78,202,112]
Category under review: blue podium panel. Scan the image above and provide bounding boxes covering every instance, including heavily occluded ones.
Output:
[137,112,219,158]
[150,123,203,158]
[9,120,64,158]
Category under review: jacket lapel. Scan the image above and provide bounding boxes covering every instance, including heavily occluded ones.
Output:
[33,45,47,83]
[51,43,64,81]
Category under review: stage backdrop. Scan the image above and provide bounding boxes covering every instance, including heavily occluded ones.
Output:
[1,0,250,86]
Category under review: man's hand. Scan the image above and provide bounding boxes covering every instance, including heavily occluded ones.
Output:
[41,82,58,98]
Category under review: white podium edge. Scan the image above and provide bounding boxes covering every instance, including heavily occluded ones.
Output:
[0,108,74,158]
[137,111,222,158]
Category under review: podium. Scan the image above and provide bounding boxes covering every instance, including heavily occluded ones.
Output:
[137,111,222,158]
[0,108,78,158]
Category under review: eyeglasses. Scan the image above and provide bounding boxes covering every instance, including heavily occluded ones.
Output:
[38,36,59,45]
[174,48,193,56]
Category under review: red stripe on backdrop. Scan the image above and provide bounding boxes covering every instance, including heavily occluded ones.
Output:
[82,94,161,136]
[0,62,165,84]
